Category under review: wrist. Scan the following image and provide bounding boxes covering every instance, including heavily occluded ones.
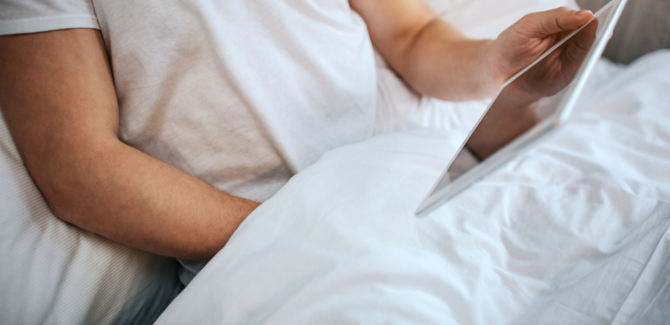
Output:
[481,39,509,96]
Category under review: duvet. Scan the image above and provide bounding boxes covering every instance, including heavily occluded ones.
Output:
[156,48,670,324]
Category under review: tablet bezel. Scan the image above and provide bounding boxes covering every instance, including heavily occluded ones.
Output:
[416,0,628,218]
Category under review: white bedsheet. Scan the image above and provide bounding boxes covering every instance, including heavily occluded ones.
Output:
[156,51,670,325]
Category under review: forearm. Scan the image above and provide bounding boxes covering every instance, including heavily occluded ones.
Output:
[355,1,592,104]
[20,135,259,260]
[34,137,259,260]
[391,19,504,101]
[351,0,505,101]
[0,29,257,261]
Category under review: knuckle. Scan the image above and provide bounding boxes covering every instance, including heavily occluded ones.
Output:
[519,13,536,26]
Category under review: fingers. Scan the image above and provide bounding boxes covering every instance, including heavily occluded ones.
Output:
[562,17,599,73]
[519,7,593,38]
[569,17,598,53]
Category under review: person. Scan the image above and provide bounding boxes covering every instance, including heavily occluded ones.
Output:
[0,0,593,268]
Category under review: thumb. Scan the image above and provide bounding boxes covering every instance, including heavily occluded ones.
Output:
[519,7,593,38]
[562,16,599,69]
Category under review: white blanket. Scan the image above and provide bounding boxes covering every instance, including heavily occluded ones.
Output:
[156,50,670,324]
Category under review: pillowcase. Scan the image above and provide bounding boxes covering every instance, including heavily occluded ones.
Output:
[0,115,182,325]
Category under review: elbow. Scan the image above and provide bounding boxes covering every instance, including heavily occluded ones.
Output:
[22,139,120,228]
[36,176,89,226]
[25,152,101,227]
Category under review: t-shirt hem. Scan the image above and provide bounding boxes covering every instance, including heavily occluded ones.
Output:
[0,15,99,35]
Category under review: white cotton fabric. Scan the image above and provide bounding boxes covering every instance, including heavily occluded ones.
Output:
[0,0,377,203]
[156,50,670,324]
[0,0,98,35]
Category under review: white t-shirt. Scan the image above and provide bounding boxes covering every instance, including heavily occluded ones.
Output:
[0,0,378,202]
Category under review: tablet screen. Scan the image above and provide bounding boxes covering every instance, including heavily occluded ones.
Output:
[426,1,620,202]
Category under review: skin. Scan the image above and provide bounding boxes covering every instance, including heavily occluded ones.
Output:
[351,0,595,158]
[0,0,593,260]
[0,30,259,260]
[467,16,599,159]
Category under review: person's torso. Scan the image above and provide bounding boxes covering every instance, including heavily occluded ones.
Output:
[93,0,377,201]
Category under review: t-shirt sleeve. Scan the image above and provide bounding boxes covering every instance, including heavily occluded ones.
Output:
[0,0,99,36]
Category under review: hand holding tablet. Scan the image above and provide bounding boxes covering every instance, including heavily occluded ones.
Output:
[416,0,627,217]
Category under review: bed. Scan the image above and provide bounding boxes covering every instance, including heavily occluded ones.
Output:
[155,60,670,325]
[154,0,670,324]
[1,0,669,324]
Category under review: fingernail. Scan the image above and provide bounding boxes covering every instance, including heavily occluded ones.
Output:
[574,10,591,18]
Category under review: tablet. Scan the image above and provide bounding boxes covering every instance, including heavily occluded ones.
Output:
[416,0,628,218]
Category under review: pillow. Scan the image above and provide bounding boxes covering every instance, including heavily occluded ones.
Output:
[0,115,182,325]
[375,0,581,135]
[578,0,670,63]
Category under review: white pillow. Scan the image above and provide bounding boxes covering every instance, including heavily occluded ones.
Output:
[0,115,182,325]
[375,0,581,135]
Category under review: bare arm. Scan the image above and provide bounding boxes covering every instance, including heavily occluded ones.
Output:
[350,0,503,101]
[350,0,594,156]
[0,29,258,260]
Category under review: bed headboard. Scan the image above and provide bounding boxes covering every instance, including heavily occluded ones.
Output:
[576,0,670,63]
